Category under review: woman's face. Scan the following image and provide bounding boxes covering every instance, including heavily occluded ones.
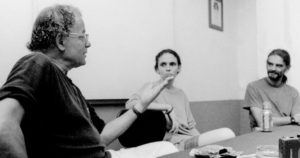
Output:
[156,53,181,79]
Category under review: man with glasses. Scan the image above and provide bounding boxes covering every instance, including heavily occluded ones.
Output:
[0,4,177,158]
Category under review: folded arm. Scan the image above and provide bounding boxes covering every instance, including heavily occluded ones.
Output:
[250,106,291,128]
[293,114,300,124]
[0,98,27,158]
[291,94,300,124]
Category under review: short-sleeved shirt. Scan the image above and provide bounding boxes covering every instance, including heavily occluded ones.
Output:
[0,52,110,158]
[244,77,300,118]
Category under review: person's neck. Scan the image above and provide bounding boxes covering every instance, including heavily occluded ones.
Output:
[266,77,284,87]
[52,60,69,74]
[44,50,70,74]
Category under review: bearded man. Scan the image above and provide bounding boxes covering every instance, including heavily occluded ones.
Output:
[244,49,300,131]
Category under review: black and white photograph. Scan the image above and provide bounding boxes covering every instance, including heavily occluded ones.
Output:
[0,0,300,158]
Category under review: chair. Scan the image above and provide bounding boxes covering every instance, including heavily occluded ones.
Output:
[243,106,258,130]
[117,109,167,148]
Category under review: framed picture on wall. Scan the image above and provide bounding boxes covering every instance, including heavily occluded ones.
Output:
[209,0,223,31]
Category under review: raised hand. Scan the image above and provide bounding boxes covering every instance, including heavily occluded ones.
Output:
[135,76,174,112]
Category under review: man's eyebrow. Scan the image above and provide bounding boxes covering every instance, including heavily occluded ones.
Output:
[275,63,284,66]
[267,60,284,66]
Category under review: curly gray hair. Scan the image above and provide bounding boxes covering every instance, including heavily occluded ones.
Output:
[27,4,81,52]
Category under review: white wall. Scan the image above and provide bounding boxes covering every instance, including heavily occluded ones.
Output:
[288,1,300,91]
[0,0,257,101]
[256,0,291,78]
[173,0,257,100]
[68,0,175,99]
[256,0,300,93]
[0,0,32,85]
[0,0,175,99]
[235,0,257,99]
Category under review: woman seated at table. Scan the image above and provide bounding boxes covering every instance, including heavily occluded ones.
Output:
[126,49,235,150]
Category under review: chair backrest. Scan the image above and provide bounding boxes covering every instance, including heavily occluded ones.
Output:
[243,107,257,129]
[117,109,167,148]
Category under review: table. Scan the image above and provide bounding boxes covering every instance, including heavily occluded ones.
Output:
[159,125,300,158]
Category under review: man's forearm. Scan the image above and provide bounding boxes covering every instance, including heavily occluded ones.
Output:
[0,120,28,158]
[0,98,26,158]
[272,116,291,126]
[100,108,138,146]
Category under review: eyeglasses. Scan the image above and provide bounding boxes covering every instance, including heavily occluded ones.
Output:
[68,32,89,41]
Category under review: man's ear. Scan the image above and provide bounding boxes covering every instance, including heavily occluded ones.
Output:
[284,65,290,73]
[55,33,65,51]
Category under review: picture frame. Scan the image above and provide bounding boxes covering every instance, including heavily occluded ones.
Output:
[209,0,223,31]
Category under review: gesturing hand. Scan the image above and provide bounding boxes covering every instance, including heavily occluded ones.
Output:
[136,76,174,112]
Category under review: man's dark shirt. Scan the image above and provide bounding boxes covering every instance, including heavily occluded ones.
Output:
[0,52,110,158]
